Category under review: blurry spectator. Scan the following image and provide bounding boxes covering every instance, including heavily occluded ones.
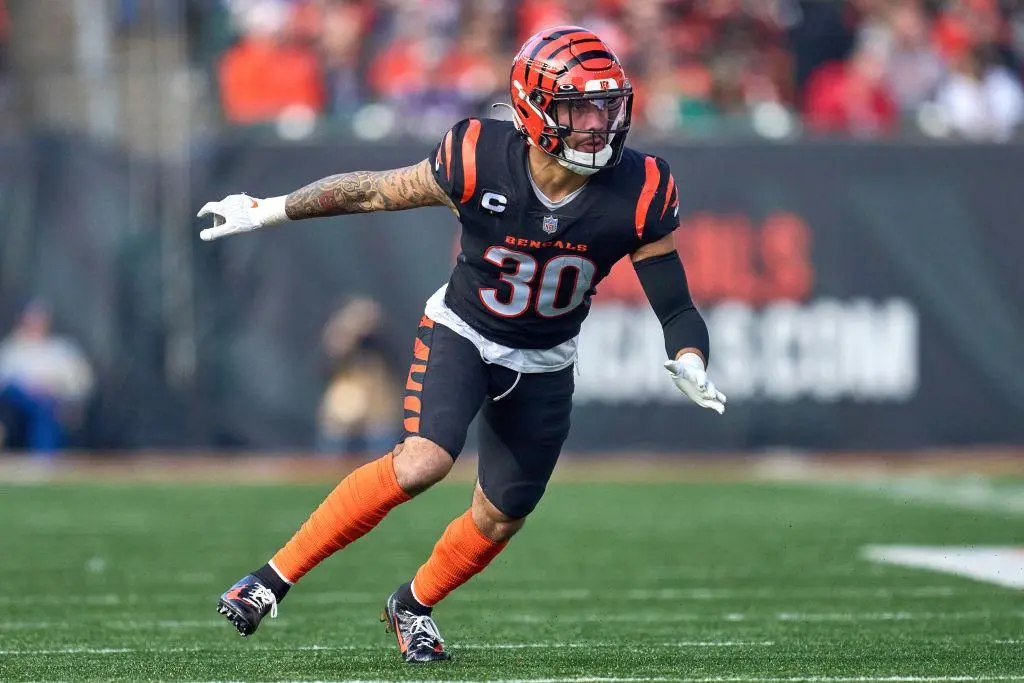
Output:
[316,298,401,457]
[218,0,325,124]
[638,55,719,136]
[0,301,94,455]
[872,0,946,115]
[440,17,505,113]
[315,0,375,117]
[785,0,861,94]
[935,43,1024,140]
[367,1,504,139]
[366,4,455,129]
[933,0,1005,63]
[803,34,898,137]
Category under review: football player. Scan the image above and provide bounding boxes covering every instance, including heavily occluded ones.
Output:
[200,26,726,663]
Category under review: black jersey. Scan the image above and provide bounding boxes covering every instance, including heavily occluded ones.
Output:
[430,117,680,350]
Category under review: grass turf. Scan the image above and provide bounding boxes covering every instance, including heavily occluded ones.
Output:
[0,476,1021,681]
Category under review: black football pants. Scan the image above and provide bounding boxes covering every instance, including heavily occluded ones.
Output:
[401,316,574,518]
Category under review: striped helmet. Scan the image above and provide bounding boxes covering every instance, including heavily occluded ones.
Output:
[509,26,633,176]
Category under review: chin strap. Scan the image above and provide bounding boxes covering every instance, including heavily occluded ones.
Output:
[557,137,616,176]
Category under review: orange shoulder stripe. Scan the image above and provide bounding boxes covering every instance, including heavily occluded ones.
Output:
[460,119,482,204]
[443,130,453,182]
[634,156,661,239]
[661,173,677,218]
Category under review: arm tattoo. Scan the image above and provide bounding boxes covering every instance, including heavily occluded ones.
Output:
[284,159,456,220]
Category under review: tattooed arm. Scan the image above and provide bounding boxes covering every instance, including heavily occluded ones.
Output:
[196,159,456,242]
[285,159,457,219]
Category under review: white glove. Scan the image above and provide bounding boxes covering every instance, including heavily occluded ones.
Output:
[664,352,727,415]
[196,193,288,241]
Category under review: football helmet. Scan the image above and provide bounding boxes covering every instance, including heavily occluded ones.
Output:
[508,26,634,176]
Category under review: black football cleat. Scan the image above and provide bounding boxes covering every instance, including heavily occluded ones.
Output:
[381,591,451,663]
[216,574,278,636]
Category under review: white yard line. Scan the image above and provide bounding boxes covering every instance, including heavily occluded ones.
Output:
[3,610,1011,631]
[188,676,1024,683]
[508,610,1015,624]
[0,620,226,630]
[0,648,134,655]
[0,641,770,655]
[3,610,1013,631]
[0,585,971,607]
[863,546,1024,590]
[844,477,1024,516]
[4,648,1018,683]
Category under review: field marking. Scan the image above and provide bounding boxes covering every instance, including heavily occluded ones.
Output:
[846,477,1024,516]
[864,546,1024,590]
[0,648,133,655]
[0,619,253,631]
[433,679,1024,683]
[495,679,1024,683]
[180,676,1024,683]
[508,610,1018,624]
[0,641,771,655]
[3,610,1016,629]
[451,586,965,602]
[0,585,971,607]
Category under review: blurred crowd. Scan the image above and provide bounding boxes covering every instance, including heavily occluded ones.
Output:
[205,0,1024,141]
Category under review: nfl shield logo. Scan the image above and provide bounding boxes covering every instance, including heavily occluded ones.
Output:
[542,215,558,234]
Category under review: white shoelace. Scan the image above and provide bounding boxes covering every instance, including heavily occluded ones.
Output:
[404,614,444,649]
[248,584,279,619]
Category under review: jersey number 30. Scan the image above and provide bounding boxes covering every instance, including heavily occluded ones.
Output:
[480,246,597,318]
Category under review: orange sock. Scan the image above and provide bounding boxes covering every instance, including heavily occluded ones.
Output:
[411,509,507,607]
[271,451,410,582]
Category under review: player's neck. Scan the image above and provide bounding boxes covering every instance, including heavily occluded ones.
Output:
[527,146,589,203]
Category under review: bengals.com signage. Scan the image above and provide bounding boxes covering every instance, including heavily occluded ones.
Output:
[576,212,919,404]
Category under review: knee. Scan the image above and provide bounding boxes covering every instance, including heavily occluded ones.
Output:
[471,484,527,543]
[392,436,454,495]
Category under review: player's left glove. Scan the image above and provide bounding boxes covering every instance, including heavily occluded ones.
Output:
[664,352,727,415]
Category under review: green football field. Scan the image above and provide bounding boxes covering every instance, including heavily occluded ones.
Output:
[1,470,1022,682]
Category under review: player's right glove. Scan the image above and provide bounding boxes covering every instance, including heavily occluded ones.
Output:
[196,193,288,241]
[664,352,727,415]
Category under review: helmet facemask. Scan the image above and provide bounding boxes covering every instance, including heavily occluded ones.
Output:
[546,87,633,176]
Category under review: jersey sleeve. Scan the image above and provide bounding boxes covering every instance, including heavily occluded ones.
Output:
[430,117,483,207]
[634,155,680,246]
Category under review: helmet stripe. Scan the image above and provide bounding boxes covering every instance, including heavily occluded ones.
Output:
[561,49,615,73]
[526,28,586,89]
[539,40,604,91]
[540,37,602,65]
[535,27,586,53]
[635,156,662,239]
[459,119,482,204]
